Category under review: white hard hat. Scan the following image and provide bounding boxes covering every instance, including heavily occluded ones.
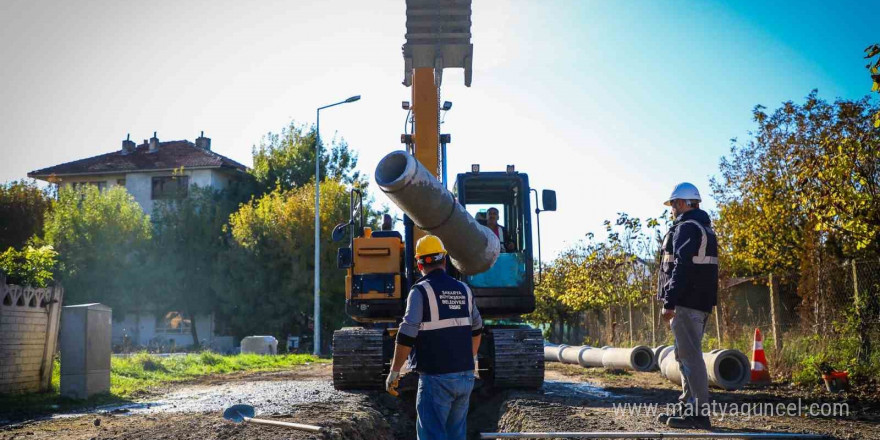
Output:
[664,182,701,206]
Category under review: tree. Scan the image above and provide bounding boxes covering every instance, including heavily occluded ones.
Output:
[225,179,363,351]
[866,44,880,127]
[527,213,663,345]
[0,244,57,287]
[250,121,366,194]
[43,186,152,312]
[0,180,51,251]
[712,92,880,275]
[150,185,242,347]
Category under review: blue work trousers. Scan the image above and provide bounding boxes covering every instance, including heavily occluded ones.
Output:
[416,370,475,440]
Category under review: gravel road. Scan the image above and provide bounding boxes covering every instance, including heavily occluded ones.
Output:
[2,362,877,440]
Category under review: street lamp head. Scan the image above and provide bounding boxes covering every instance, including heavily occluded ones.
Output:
[346,95,361,103]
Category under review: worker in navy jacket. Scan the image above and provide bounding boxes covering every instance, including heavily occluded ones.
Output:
[656,182,718,430]
[386,235,483,440]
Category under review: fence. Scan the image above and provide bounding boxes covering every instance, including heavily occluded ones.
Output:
[548,259,880,375]
[0,275,64,394]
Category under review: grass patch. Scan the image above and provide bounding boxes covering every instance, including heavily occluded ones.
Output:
[0,352,324,420]
[109,352,323,397]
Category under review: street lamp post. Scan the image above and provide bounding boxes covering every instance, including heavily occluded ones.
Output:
[314,94,360,356]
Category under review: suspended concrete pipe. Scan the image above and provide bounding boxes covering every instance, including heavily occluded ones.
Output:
[658,346,751,391]
[375,151,500,275]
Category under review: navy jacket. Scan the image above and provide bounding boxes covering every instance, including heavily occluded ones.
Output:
[396,269,483,374]
[657,209,719,313]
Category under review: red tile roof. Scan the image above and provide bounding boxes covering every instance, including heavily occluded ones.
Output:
[28,140,248,178]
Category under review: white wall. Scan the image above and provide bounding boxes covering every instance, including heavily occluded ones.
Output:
[111,311,216,349]
[59,174,126,189]
[124,168,235,214]
[56,168,237,215]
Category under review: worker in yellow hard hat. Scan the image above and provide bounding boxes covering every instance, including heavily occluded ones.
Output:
[386,235,483,440]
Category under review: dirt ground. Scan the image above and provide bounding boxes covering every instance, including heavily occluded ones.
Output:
[2,362,878,440]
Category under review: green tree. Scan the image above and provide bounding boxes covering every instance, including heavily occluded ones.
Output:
[43,186,152,312]
[527,213,663,344]
[866,43,880,127]
[225,180,355,351]
[712,92,880,275]
[0,180,51,251]
[250,121,365,194]
[150,185,242,347]
[0,244,57,287]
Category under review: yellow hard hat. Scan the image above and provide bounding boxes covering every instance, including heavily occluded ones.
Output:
[415,235,447,259]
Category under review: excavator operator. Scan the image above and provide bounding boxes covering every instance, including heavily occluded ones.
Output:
[486,207,515,252]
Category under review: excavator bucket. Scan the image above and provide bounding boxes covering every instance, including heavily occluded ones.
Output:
[403,0,473,87]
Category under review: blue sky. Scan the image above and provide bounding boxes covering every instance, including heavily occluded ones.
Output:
[0,0,875,260]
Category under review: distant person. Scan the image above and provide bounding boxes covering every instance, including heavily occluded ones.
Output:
[656,182,718,430]
[382,214,393,231]
[486,207,515,252]
[386,235,483,440]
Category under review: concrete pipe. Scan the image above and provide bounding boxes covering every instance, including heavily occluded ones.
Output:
[375,151,500,275]
[559,346,592,365]
[649,345,669,371]
[658,346,751,391]
[704,349,751,391]
[543,345,566,362]
[555,345,569,362]
[578,346,606,367]
[601,346,655,372]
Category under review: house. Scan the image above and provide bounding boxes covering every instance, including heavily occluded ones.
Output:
[28,132,248,214]
[28,132,247,352]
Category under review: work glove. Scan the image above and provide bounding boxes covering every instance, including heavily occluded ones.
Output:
[386,371,400,396]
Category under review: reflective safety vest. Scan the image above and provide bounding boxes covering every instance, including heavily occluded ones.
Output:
[657,213,719,313]
[409,270,476,375]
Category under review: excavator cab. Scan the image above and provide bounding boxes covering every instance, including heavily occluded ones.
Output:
[453,167,556,319]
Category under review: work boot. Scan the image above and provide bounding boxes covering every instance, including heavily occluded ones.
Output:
[655,404,682,424]
[666,415,711,429]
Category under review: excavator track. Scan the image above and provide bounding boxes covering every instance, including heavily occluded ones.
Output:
[489,327,544,389]
[332,327,387,390]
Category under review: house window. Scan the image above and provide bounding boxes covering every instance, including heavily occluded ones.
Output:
[151,176,189,200]
[117,179,126,186]
[155,311,192,334]
[71,181,107,191]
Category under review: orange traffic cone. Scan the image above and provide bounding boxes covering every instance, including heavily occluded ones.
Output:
[750,328,771,385]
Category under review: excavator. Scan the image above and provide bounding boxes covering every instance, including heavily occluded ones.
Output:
[330,0,556,391]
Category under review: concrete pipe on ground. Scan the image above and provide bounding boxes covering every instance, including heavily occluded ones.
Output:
[543,345,566,362]
[559,346,592,366]
[658,346,751,390]
[649,345,669,371]
[601,346,655,372]
[578,346,606,367]
[375,151,500,275]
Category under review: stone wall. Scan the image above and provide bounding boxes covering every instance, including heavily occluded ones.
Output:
[0,276,63,394]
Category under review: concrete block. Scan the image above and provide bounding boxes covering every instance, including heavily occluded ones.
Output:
[60,303,111,399]
[241,336,278,355]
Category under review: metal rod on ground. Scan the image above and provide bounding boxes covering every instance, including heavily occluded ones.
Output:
[480,432,826,439]
[239,417,323,434]
[223,404,323,434]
